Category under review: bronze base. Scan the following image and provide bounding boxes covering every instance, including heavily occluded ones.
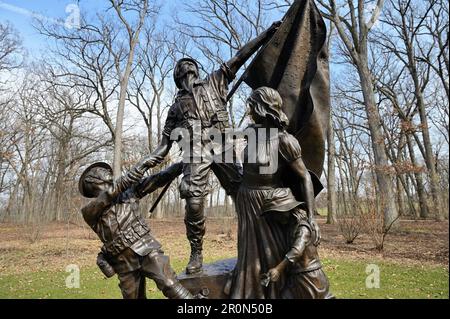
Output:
[178,258,236,299]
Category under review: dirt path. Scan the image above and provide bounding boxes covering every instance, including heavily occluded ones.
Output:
[0,218,448,275]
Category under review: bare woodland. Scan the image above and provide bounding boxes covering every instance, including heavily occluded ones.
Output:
[0,0,448,251]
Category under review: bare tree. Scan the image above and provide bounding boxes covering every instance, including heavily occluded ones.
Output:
[0,22,23,74]
[317,0,399,228]
[376,0,446,220]
[326,22,337,224]
[327,112,337,224]
[424,0,449,147]
[0,22,23,201]
[373,54,430,219]
[34,67,113,220]
[37,1,159,178]
[127,25,176,151]
[1,75,48,222]
[0,99,20,206]
[36,18,119,141]
[107,0,156,177]
[0,65,114,223]
[422,0,449,101]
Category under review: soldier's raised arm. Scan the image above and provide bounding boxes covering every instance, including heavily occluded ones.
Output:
[226,21,281,75]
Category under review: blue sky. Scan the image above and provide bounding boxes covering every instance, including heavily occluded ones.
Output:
[0,1,188,134]
[0,0,278,55]
[1,1,447,158]
[0,0,175,53]
[0,1,82,52]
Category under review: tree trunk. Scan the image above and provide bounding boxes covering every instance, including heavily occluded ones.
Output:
[406,134,429,219]
[225,195,230,216]
[327,114,337,224]
[414,78,442,220]
[111,0,148,178]
[147,114,153,152]
[400,4,443,220]
[53,139,68,221]
[113,80,126,177]
[216,188,221,217]
[357,61,398,229]
[395,176,405,217]
[157,100,162,143]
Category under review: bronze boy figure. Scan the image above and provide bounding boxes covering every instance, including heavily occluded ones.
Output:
[264,208,333,299]
[78,159,193,299]
[147,22,281,274]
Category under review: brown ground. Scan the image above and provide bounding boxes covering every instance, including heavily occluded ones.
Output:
[318,219,449,266]
[0,218,448,275]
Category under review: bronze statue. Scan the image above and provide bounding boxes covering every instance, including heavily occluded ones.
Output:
[78,159,194,299]
[226,87,330,299]
[145,21,281,274]
[77,0,332,300]
[240,0,330,177]
[264,208,334,299]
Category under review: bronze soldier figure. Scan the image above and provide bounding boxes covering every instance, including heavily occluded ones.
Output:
[78,159,194,299]
[147,22,281,274]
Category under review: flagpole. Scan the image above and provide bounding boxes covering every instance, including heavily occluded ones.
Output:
[226,16,288,103]
[226,70,248,102]
[225,33,274,103]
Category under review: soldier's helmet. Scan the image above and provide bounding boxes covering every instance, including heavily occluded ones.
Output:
[173,57,199,89]
[78,162,113,198]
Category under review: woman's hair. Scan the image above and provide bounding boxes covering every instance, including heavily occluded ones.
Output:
[247,87,289,129]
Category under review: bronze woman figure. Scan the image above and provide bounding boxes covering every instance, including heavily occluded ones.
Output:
[227,87,331,299]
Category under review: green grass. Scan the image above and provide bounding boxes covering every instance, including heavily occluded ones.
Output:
[0,257,448,299]
[323,259,449,299]
[316,208,328,217]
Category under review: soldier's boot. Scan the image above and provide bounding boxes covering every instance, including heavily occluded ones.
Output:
[185,217,206,274]
[163,282,194,299]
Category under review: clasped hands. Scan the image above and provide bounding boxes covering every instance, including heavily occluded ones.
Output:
[137,154,165,170]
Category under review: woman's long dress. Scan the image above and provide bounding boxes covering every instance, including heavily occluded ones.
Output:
[228,128,303,299]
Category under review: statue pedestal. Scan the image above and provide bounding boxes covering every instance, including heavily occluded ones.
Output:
[178,258,236,299]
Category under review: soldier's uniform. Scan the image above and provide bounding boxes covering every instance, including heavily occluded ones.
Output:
[163,62,242,270]
[81,163,192,299]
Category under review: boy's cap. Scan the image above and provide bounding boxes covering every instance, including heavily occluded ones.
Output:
[79,162,113,198]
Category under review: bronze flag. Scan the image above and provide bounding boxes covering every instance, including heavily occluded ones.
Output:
[243,0,330,177]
